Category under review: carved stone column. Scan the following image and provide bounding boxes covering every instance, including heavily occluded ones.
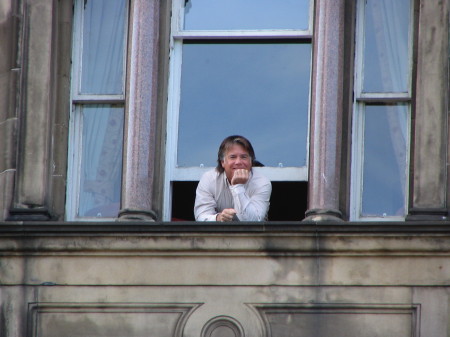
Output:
[0,1,19,220]
[407,0,449,220]
[304,0,346,221]
[8,0,57,220]
[118,0,160,221]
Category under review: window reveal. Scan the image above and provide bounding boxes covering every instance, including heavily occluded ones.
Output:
[165,0,313,220]
[351,0,413,220]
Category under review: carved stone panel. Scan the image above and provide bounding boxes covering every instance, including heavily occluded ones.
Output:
[28,303,198,337]
[256,303,419,337]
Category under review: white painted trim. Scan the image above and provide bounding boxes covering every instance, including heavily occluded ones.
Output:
[72,95,125,103]
[173,30,312,39]
[349,102,365,221]
[356,92,411,102]
[66,105,83,221]
[66,0,84,221]
[171,166,308,181]
[163,1,184,221]
[71,0,83,101]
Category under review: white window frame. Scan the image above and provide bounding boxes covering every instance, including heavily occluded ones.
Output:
[66,0,129,221]
[350,0,413,221]
[163,0,314,220]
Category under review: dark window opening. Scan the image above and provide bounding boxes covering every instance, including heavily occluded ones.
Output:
[268,182,307,221]
[171,181,198,221]
[171,181,307,221]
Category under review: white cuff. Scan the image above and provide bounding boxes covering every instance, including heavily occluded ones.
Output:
[229,184,245,195]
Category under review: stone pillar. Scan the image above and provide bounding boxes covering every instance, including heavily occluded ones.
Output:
[118,0,160,221]
[0,1,19,220]
[50,0,73,220]
[407,0,449,220]
[8,0,57,220]
[304,0,345,221]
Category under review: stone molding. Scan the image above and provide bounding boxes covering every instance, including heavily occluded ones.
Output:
[1,222,450,286]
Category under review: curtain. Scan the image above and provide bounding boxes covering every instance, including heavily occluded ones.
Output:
[77,0,126,217]
[81,0,126,94]
[362,0,411,216]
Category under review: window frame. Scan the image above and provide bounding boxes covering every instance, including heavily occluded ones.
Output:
[66,0,129,221]
[350,0,414,221]
[164,0,314,220]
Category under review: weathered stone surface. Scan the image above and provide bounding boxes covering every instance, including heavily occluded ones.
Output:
[0,0,448,336]
[0,1,19,222]
[410,0,449,212]
[0,171,14,220]
[15,0,55,208]
[0,118,17,173]
[0,223,449,336]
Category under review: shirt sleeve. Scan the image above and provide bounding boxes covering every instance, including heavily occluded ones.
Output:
[229,175,272,221]
[194,171,218,221]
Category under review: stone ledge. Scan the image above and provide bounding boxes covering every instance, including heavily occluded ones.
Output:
[0,222,449,286]
[0,221,449,256]
[1,221,450,234]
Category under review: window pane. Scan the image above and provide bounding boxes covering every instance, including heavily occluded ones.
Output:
[78,105,124,218]
[80,0,126,94]
[363,0,411,93]
[184,0,310,30]
[361,105,408,217]
[177,41,311,168]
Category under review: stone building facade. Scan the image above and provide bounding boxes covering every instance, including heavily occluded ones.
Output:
[0,0,449,336]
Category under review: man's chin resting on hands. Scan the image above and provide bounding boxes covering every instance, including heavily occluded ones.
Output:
[194,135,272,222]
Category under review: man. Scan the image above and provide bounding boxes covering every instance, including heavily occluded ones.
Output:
[194,135,272,221]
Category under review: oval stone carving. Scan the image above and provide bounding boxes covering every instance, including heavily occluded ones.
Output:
[201,316,244,337]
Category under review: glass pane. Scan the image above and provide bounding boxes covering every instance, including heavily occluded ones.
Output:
[361,105,408,217]
[78,105,124,218]
[177,41,311,168]
[363,0,411,93]
[80,0,126,95]
[184,0,310,30]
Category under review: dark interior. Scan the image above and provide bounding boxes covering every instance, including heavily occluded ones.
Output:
[171,181,308,221]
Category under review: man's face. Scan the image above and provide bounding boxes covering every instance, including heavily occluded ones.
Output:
[221,144,252,181]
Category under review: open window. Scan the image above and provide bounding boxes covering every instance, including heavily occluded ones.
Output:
[165,0,313,221]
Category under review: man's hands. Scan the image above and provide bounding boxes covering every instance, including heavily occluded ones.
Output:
[216,208,236,222]
[216,169,250,221]
[231,169,249,185]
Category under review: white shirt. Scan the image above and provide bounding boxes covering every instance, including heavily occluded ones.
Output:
[194,169,271,221]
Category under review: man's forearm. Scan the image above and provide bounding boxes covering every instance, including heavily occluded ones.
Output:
[230,184,269,221]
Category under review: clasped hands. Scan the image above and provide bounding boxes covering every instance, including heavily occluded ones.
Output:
[216,208,236,222]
